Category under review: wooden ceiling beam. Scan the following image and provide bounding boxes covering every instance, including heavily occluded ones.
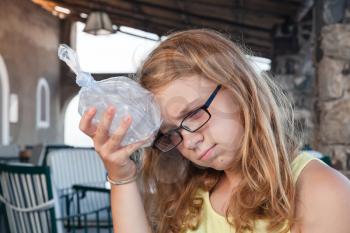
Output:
[116,0,273,32]
[68,11,272,57]
[69,12,273,57]
[97,0,276,39]
[134,0,285,29]
[60,0,272,33]
[107,13,274,49]
[187,0,300,18]
[35,0,276,55]
[52,0,273,41]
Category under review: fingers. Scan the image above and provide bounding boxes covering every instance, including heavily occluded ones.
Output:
[113,139,147,162]
[80,107,148,168]
[95,106,116,146]
[79,107,97,137]
[103,115,132,152]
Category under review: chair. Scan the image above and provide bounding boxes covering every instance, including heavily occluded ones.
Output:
[0,162,112,233]
[0,145,20,162]
[46,147,112,231]
[27,144,45,166]
[0,162,59,233]
[41,144,74,166]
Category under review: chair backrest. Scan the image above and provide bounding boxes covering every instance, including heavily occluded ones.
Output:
[46,148,109,217]
[41,144,74,166]
[0,145,20,161]
[27,144,45,166]
[0,162,58,233]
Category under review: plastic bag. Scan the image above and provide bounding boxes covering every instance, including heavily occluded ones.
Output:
[58,44,162,147]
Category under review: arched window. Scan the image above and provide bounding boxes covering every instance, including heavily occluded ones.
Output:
[36,78,50,128]
[0,55,10,145]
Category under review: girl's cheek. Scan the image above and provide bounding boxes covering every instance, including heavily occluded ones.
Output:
[211,115,244,149]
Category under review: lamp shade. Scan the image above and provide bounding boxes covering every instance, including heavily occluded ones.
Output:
[83,11,115,35]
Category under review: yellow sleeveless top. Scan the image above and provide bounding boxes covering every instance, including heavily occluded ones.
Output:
[186,152,324,233]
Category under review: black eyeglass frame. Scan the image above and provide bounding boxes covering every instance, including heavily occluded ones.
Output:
[153,84,222,152]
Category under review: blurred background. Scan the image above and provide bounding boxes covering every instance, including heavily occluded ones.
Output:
[0,0,349,232]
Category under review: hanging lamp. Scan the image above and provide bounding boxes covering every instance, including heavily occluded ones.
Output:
[83,11,115,35]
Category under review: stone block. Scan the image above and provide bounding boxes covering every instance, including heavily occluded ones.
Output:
[319,98,350,144]
[318,56,345,99]
[321,24,350,60]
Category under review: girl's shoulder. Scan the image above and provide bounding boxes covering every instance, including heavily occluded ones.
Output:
[293,152,350,232]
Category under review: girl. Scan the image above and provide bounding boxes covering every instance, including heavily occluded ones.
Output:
[79,29,350,233]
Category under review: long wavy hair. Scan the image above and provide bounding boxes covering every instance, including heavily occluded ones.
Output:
[136,29,302,233]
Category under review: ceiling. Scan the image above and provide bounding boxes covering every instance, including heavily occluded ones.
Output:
[32,0,305,58]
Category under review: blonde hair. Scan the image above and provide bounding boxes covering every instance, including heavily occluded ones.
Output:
[137,29,301,233]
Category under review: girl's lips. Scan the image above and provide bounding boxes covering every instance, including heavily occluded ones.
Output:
[199,144,216,161]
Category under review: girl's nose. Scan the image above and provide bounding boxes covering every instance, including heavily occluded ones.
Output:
[180,129,203,149]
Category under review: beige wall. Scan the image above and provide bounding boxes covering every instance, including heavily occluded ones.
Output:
[0,0,62,146]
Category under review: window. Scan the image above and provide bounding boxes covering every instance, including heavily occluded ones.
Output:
[36,78,50,128]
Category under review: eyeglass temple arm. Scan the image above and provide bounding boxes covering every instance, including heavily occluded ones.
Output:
[204,85,222,108]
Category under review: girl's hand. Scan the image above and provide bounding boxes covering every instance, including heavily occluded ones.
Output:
[79,106,147,180]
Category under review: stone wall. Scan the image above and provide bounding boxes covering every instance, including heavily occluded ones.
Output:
[269,0,350,177]
[0,0,62,146]
[271,2,350,176]
[316,24,350,174]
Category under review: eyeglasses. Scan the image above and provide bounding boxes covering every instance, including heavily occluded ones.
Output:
[153,84,222,152]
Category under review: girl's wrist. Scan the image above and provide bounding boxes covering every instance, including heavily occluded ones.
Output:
[107,172,137,185]
[107,163,138,185]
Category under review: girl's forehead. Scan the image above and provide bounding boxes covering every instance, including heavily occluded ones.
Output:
[155,82,200,121]
[154,77,216,120]
[154,76,216,101]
